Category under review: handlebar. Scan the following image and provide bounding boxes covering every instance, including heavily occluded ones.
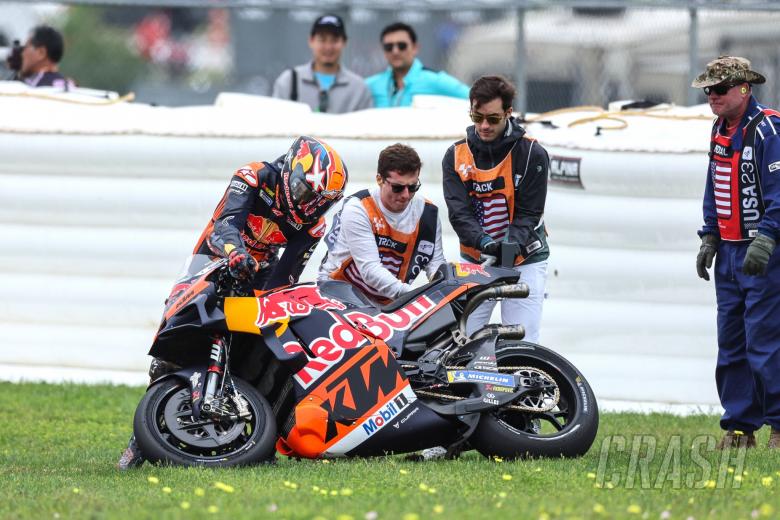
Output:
[479,241,521,268]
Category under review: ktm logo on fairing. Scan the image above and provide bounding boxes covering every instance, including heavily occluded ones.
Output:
[318,347,407,443]
[255,284,346,327]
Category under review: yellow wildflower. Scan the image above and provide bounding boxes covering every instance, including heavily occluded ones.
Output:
[214,482,234,493]
[626,504,642,514]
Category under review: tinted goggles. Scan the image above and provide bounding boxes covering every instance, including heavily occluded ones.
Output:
[383,41,408,52]
[385,179,421,194]
[470,111,506,125]
[703,83,739,96]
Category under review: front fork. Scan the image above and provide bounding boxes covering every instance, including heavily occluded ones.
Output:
[201,335,228,416]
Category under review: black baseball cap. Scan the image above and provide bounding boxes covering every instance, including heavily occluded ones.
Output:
[311,14,346,39]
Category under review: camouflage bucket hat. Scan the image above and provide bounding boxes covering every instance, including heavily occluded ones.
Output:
[691,56,766,88]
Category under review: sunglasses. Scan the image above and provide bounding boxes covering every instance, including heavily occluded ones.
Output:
[703,83,739,96]
[384,179,421,194]
[470,111,506,125]
[382,41,409,52]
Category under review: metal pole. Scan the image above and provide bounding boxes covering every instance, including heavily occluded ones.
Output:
[515,7,527,114]
[687,6,699,106]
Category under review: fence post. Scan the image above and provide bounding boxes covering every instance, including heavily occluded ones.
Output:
[687,6,699,107]
[515,7,527,114]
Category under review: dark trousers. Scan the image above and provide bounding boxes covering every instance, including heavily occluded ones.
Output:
[715,241,780,431]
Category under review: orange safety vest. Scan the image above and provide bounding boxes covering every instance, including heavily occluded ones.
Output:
[329,190,438,303]
[453,141,524,264]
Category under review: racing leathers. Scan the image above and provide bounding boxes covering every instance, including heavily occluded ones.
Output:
[699,95,780,433]
[318,187,446,304]
[194,159,325,290]
[443,117,550,342]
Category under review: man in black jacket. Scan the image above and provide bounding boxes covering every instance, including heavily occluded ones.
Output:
[7,25,74,88]
[442,75,550,342]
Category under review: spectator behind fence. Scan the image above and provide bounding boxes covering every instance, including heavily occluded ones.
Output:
[272,14,372,113]
[5,25,74,89]
[365,22,469,108]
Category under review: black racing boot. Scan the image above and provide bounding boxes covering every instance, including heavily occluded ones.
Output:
[117,435,144,470]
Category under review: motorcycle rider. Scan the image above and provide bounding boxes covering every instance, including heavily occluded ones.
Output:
[318,143,446,303]
[118,135,348,469]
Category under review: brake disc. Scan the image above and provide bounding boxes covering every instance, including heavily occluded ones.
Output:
[162,388,245,448]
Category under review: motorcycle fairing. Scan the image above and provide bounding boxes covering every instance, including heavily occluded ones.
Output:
[278,339,410,458]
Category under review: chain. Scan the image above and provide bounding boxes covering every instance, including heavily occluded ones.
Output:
[409,365,560,413]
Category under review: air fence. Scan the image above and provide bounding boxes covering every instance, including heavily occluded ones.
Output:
[0,85,720,407]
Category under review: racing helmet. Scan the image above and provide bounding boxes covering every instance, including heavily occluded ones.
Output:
[279,136,348,224]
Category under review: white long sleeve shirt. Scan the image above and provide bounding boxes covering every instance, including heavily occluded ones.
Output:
[318,187,446,300]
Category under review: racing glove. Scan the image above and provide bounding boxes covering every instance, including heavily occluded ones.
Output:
[479,235,500,257]
[228,248,258,281]
[696,234,719,281]
[742,233,776,276]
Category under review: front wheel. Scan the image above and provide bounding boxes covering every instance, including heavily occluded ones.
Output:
[470,341,598,459]
[133,376,276,467]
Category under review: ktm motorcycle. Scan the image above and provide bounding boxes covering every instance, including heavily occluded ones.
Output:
[132,253,598,466]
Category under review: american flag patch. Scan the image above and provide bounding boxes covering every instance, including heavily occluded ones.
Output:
[713,164,732,218]
[474,194,510,239]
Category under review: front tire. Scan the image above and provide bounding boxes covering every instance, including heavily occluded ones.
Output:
[133,376,276,467]
[470,341,598,459]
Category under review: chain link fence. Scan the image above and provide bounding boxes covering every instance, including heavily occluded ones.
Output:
[2,2,780,111]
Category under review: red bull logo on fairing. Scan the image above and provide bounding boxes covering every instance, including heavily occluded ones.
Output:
[255,284,346,327]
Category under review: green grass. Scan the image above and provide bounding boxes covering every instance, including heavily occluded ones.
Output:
[1,382,779,519]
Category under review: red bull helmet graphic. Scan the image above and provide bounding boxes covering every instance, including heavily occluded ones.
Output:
[280,136,348,225]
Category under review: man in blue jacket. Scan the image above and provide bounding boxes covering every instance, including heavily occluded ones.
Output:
[365,22,469,108]
[694,56,780,450]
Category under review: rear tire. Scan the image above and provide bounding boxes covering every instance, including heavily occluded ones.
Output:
[134,376,276,467]
[470,341,598,459]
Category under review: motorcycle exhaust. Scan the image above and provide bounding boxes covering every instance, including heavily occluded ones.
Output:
[456,283,529,344]
[469,323,525,343]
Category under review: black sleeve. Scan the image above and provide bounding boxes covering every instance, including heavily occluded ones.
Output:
[505,141,549,250]
[442,144,489,249]
[207,176,257,257]
[262,227,320,289]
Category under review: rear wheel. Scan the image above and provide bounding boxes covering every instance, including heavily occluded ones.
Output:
[470,341,598,459]
[134,376,276,467]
